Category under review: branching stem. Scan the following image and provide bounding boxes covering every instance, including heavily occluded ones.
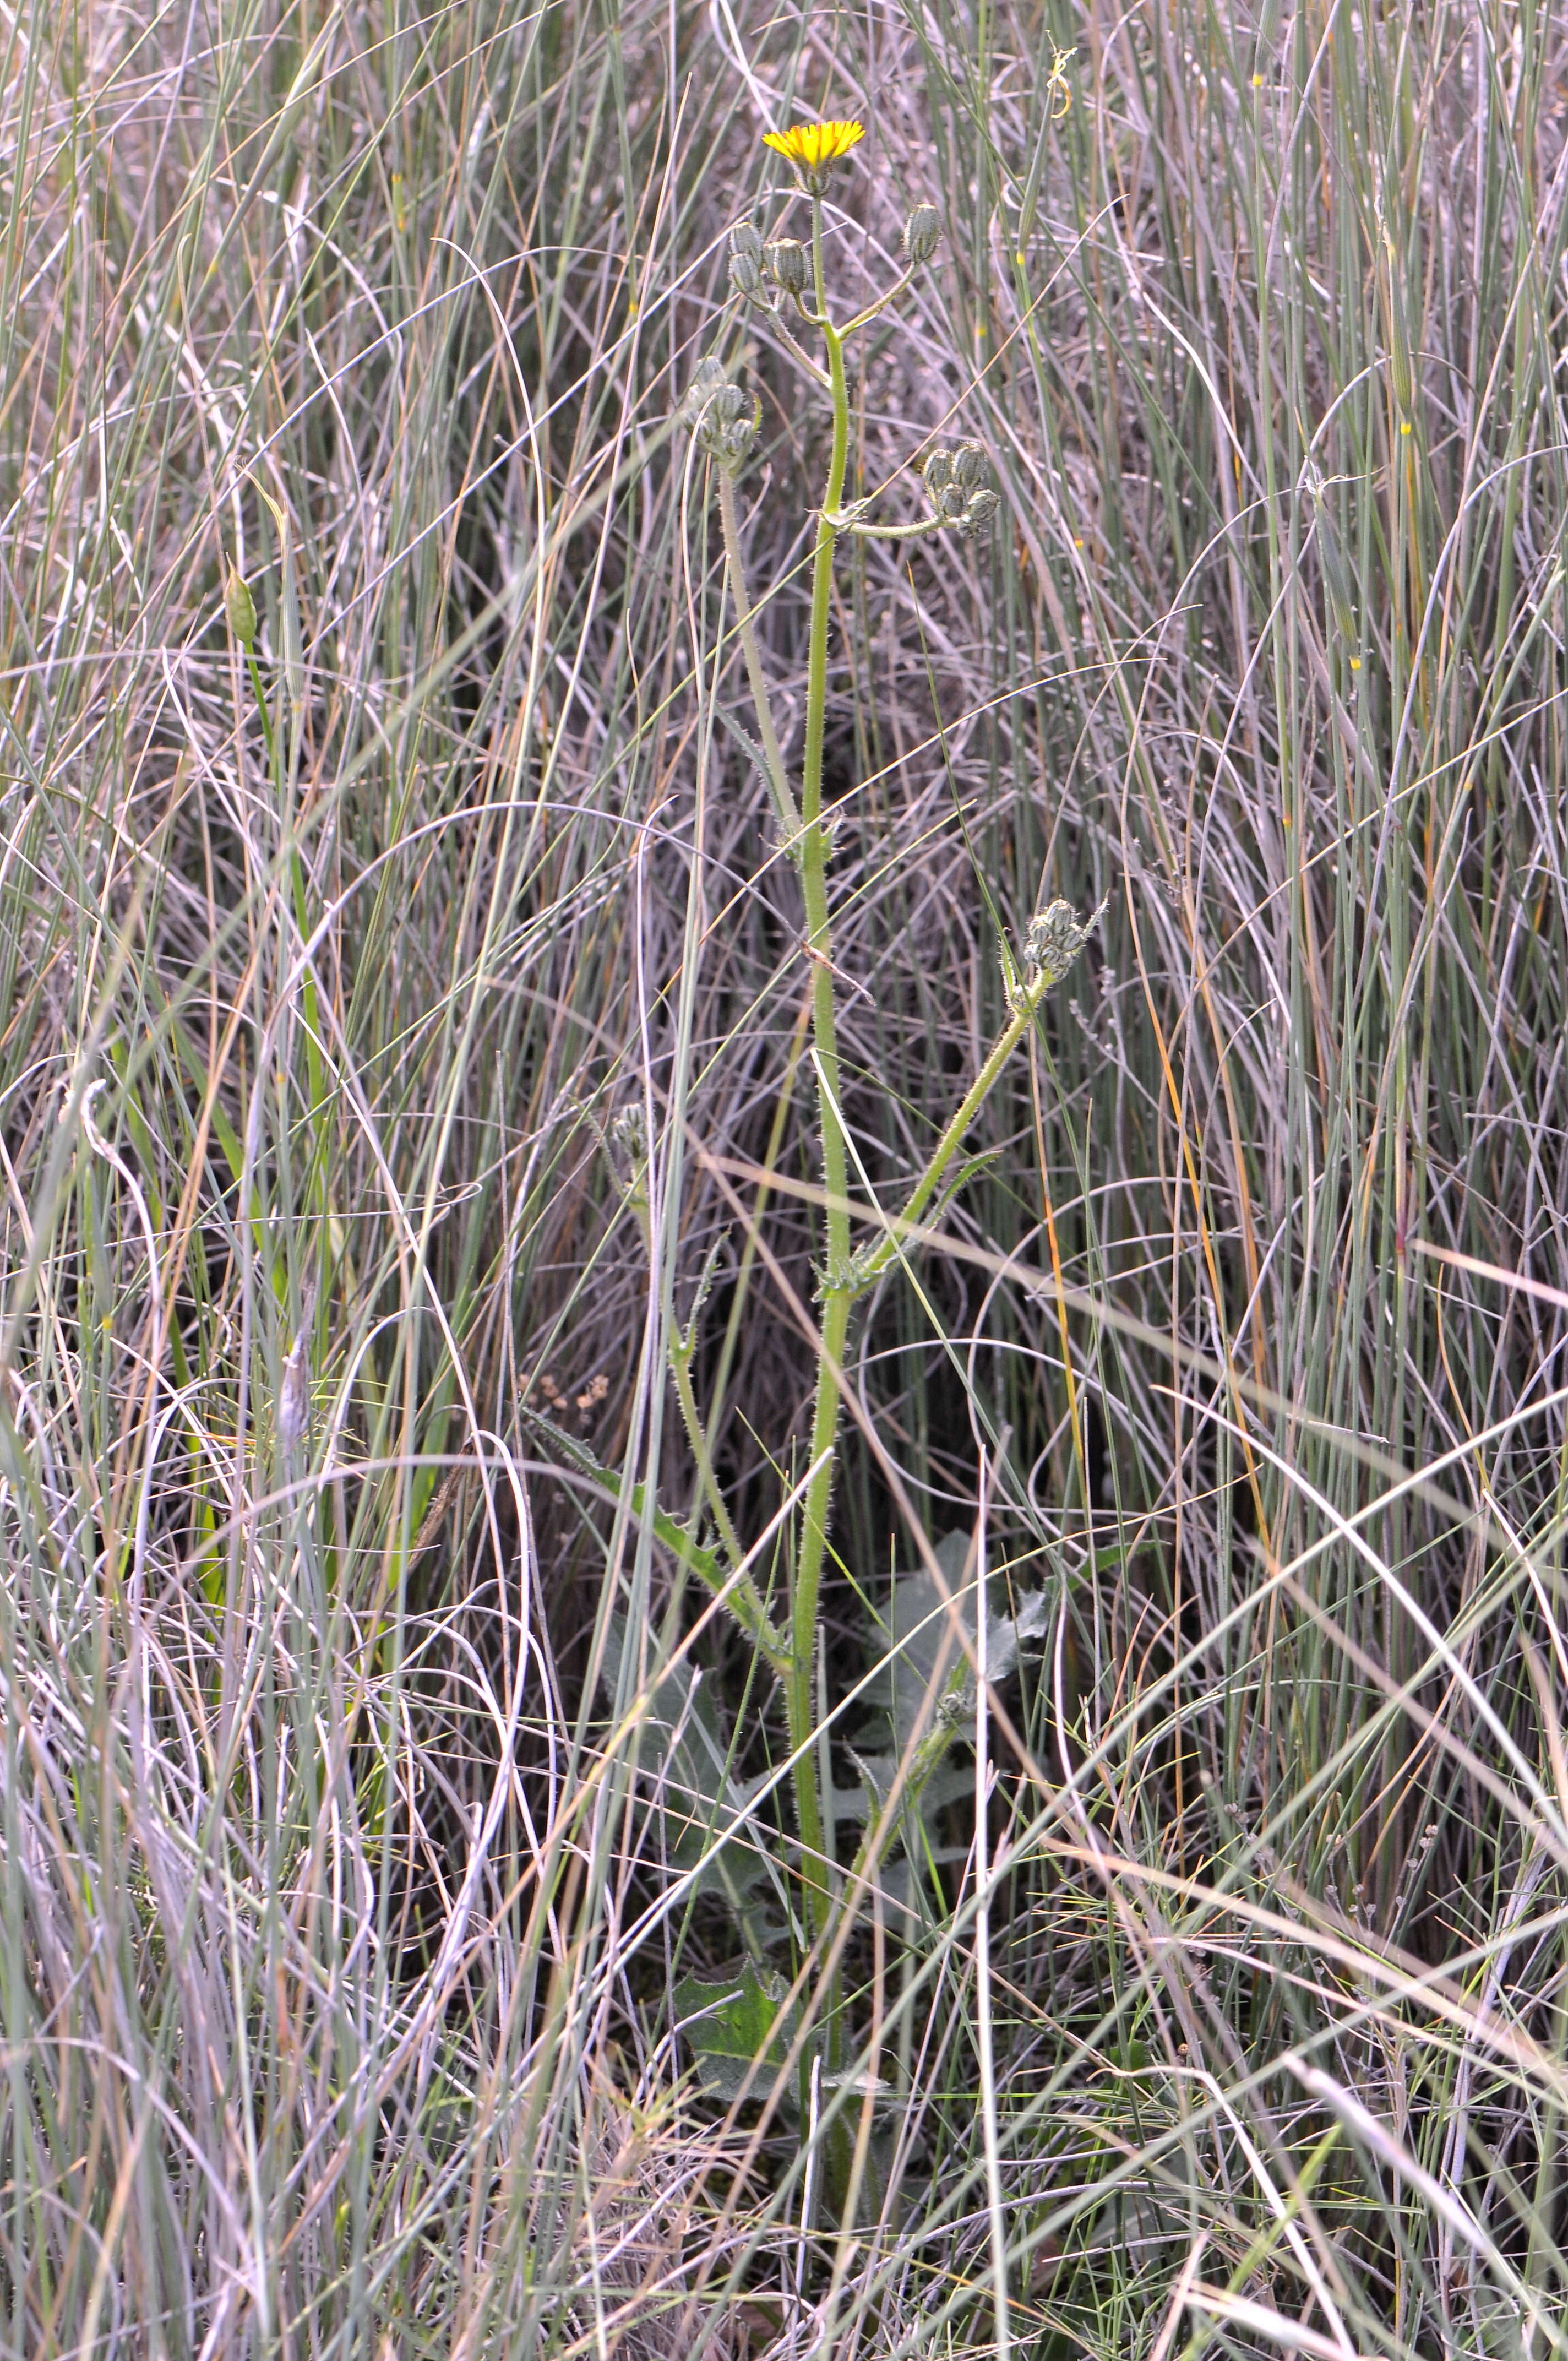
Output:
[694,172,1052,2227]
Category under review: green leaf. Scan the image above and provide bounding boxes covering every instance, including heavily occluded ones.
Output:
[859,1531,1050,1754]
[601,1621,796,1956]
[674,1963,801,2107]
[858,1530,974,1752]
[524,1413,727,1592]
[832,1752,971,1827]
[713,704,781,799]
[842,1534,1051,1910]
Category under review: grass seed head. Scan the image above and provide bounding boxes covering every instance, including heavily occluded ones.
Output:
[277,1330,310,1449]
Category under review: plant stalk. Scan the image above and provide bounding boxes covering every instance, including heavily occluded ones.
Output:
[786,198,854,1954]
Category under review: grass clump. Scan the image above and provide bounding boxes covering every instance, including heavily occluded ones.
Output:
[3,0,1568,2354]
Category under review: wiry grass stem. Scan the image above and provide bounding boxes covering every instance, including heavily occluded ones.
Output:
[715,466,800,843]
[11,6,1568,2347]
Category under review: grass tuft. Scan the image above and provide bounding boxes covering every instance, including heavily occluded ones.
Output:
[4,0,1568,2352]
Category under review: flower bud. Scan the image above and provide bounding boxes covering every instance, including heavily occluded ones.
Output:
[1024,896,1099,987]
[225,563,257,650]
[922,454,971,524]
[902,202,941,264]
[729,222,766,301]
[952,439,987,491]
[610,1102,649,1171]
[677,356,727,426]
[961,487,1000,538]
[718,413,760,469]
[694,382,761,471]
[766,237,808,297]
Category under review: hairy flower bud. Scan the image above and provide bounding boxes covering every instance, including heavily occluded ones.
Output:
[677,361,759,469]
[722,418,760,468]
[729,221,766,301]
[609,1101,649,1172]
[922,453,970,523]
[225,563,257,650]
[1024,897,1101,988]
[902,202,941,264]
[766,237,808,297]
[952,439,987,491]
[678,356,728,425]
[961,486,1000,538]
[693,380,761,471]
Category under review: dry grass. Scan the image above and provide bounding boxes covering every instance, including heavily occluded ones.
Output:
[3,0,1568,2353]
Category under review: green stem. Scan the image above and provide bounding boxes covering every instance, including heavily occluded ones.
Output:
[705,1000,809,1449]
[839,516,950,543]
[667,1344,790,1680]
[700,205,854,1990]
[246,650,279,781]
[788,199,854,1955]
[706,196,1046,2213]
[855,964,1060,1295]
[774,312,832,390]
[841,267,917,336]
[527,1403,788,1674]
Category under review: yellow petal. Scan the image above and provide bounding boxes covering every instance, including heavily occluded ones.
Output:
[762,118,864,171]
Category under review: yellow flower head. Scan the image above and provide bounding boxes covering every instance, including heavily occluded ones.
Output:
[762,118,864,190]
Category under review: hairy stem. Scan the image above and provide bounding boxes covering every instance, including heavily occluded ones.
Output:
[854,963,1062,1294]
[788,198,854,1956]
[667,1343,791,1680]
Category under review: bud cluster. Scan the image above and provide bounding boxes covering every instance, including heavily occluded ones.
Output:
[728,221,765,301]
[609,1101,649,1174]
[921,443,1000,538]
[678,357,761,473]
[728,220,814,310]
[1023,896,1102,988]
[679,356,727,419]
[729,204,940,316]
[700,384,761,471]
